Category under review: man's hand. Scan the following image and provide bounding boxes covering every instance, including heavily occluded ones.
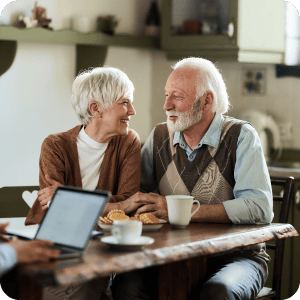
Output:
[9,237,60,264]
[38,174,62,211]
[133,192,168,219]
[0,222,10,242]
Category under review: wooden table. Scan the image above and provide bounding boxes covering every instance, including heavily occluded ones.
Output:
[16,223,298,300]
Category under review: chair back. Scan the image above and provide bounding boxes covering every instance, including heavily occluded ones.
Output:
[0,186,39,228]
[254,176,294,300]
[271,176,294,223]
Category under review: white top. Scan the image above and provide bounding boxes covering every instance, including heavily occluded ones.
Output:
[76,127,109,190]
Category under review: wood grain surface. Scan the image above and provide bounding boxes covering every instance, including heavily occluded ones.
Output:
[18,223,298,287]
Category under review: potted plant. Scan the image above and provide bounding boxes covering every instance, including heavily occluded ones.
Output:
[97,15,119,35]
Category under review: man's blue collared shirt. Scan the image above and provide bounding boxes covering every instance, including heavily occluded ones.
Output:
[140,113,273,225]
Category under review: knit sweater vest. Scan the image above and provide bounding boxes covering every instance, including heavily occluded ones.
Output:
[153,116,244,202]
[153,117,270,276]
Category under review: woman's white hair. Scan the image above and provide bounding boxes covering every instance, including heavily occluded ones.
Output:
[71,66,135,125]
[172,57,230,114]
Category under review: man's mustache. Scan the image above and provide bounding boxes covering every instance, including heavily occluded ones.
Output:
[166,111,181,117]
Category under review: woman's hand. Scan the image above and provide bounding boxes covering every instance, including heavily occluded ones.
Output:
[0,222,10,242]
[37,175,62,210]
[133,192,168,219]
[117,193,146,215]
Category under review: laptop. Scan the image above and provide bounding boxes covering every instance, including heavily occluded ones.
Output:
[33,186,110,258]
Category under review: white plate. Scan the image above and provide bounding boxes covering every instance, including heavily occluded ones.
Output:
[101,236,154,251]
[98,219,166,232]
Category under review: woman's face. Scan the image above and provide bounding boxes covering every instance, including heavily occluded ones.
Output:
[100,96,136,138]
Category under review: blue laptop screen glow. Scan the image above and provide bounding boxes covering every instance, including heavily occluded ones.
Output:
[35,189,106,249]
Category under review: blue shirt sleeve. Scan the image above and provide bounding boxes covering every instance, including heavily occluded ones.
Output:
[140,128,157,193]
[223,123,274,224]
[0,243,17,278]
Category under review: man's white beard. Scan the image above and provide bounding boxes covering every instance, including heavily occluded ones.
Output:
[166,99,202,132]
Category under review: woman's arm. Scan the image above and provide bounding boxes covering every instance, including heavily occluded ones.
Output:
[25,137,67,225]
[100,130,143,215]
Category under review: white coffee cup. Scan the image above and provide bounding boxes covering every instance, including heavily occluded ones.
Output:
[166,195,200,228]
[72,16,96,33]
[111,220,142,244]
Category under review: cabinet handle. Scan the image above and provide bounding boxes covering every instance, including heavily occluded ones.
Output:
[228,22,234,38]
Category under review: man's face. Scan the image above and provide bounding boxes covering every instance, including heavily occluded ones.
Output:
[164,68,202,132]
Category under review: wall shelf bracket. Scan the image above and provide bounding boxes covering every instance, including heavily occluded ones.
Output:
[0,40,17,76]
[76,45,108,75]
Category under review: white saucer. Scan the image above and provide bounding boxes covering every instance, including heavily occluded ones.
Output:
[101,236,154,251]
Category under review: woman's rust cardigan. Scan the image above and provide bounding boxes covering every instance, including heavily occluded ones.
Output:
[25,125,141,225]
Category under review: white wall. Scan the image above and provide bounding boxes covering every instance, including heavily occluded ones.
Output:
[0,0,153,188]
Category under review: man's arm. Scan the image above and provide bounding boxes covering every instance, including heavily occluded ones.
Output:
[140,128,158,193]
[191,124,273,224]
[192,124,273,224]
[191,203,231,223]
[222,124,273,224]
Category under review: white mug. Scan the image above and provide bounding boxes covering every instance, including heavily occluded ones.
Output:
[111,220,142,244]
[72,16,96,33]
[166,195,200,228]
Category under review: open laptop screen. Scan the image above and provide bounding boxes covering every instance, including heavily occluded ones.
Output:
[35,187,109,249]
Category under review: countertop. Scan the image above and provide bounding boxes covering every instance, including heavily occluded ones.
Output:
[268,166,300,181]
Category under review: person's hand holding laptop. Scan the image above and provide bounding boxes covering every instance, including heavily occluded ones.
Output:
[7,186,111,259]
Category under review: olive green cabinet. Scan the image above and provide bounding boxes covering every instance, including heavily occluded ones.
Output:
[161,0,286,63]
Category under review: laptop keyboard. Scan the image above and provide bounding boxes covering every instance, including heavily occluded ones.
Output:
[51,245,78,255]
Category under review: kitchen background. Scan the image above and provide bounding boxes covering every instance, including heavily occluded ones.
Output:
[0,0,300,299]
[1,0,300,187]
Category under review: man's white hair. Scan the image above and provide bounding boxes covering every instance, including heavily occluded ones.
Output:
[71,67,135,125]
[172,57,230,114]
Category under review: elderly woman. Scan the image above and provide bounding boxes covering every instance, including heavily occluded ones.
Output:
[25,66,142,225]
[24,67,142,300]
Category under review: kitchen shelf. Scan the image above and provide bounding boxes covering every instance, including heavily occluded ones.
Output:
[161,0,285,64]
[0,25,160,76]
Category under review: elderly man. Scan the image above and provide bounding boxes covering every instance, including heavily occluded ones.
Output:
[111,57,273,300]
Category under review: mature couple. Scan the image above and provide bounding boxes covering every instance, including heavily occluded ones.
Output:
[1,57,273,300]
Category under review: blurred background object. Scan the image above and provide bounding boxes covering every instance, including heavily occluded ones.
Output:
[72,15,96,33]
[97,15,118,35]
[144,0,160,37]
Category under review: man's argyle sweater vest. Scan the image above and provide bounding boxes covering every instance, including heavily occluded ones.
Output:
[153,116,244,202]
[153,117,270,273]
